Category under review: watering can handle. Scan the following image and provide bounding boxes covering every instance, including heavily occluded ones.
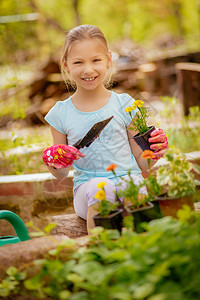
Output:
[0,210,30,242]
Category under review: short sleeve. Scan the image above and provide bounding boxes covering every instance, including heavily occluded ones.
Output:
[120,93,138,127]
[44,101,66,134]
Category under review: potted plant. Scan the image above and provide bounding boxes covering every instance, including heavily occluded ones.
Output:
[116,168,155,233]
[92,181,123,232]
[93,163,155,233]
[105,160,155,233]
[148,148,200,218]
[125,100,155,151]
[136,150,163,221]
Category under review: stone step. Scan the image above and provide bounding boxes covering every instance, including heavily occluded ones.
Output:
[52,214,87,238]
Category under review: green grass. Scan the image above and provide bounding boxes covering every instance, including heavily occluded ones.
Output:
[0,127,52,151]
[0,127,52,175]
[167,126,200,153]
[0,151,47,175]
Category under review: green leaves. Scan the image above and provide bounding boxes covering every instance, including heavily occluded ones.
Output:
[0,267,26,297]
[117,172,149,209]
[156,148,198,198]
[44,223,57,233]
[2,213,200,299]
[130,107,150,135]
[97,199,119,216]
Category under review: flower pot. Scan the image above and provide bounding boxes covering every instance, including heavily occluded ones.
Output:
[135,201,162,222]
[153,193,194,218]
[93,209,123,232]
[127,202,154,233]
[132,126,155,151]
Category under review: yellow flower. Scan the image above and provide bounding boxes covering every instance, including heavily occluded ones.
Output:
[125,107,133,112]
[132,104,137,110]
[97,182,106,189]
[134,100,144,108]
[94,190,106,201]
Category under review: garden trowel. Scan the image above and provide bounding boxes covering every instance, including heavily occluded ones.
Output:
[73,116,113,150]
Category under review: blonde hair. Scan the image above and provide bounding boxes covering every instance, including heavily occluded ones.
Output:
[61,24,113,89]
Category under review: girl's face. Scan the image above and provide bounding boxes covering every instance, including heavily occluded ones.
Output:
[65,38,111,92]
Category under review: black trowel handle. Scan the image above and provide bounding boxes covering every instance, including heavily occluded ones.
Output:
[73,139,82,150]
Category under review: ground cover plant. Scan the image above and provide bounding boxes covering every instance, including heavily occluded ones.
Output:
[166,126,200,153]
[160,99,200,153]
[0,151,47,175]
[1,207,200,300]
[0,127,51,175]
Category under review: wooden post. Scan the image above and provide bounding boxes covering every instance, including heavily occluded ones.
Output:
[176,63,200,115]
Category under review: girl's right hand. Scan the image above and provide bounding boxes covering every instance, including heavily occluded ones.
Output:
[42,144,85,169]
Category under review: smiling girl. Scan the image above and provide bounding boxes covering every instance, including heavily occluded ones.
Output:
[42,25,168,232]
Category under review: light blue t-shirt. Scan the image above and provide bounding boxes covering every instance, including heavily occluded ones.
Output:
[45,91,142,191]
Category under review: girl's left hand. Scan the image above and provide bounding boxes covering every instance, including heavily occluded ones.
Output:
[148,128,168,159]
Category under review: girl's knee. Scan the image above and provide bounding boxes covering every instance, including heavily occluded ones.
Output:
[74,177,118,220]
[87,177,116,206]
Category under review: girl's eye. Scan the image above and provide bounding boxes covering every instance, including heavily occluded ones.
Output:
[74,61,81,64]
[93,59,101,62]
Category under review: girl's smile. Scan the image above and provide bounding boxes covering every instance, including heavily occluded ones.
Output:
[82,76,98,82]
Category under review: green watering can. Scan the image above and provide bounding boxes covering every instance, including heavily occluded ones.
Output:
[0,210,30,247]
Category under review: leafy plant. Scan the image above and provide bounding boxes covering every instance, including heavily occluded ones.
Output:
[0,266,26,297]
[2,209,200,299]
[105,161,156,210]
[125,100,151,134]
[156,148,200,198]
[116,151,161,208]
[142,150,161,201]
[106,163,149,210]
[117,169,149,209]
